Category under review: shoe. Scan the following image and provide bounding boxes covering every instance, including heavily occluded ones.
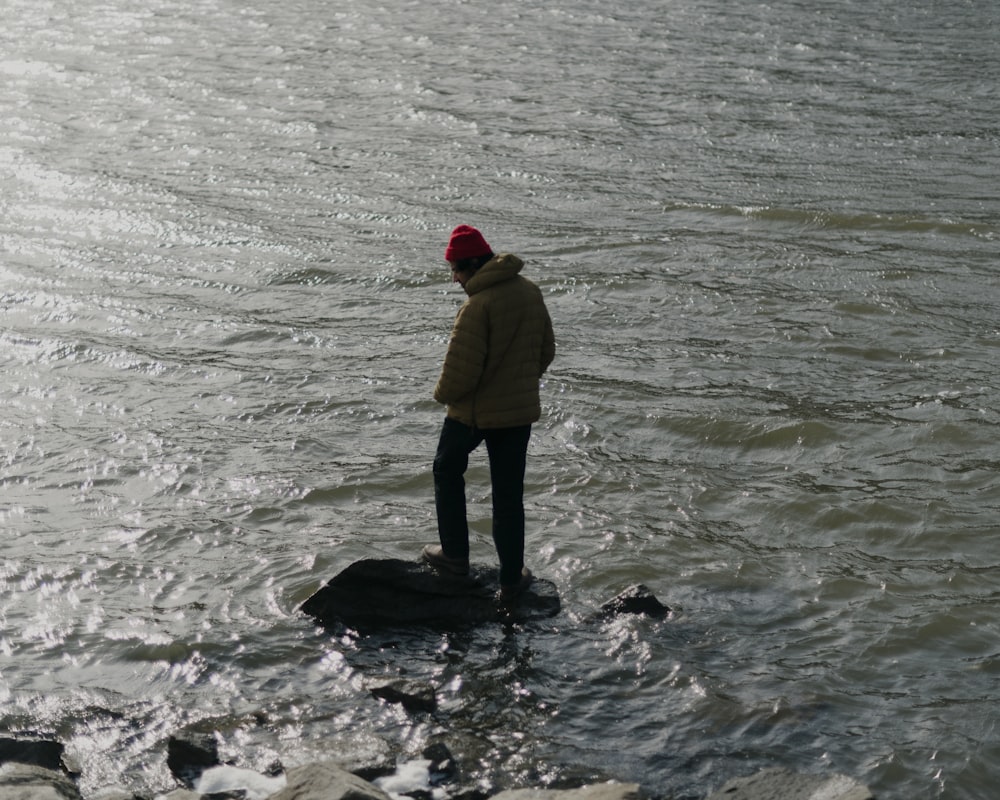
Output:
[421,544,469,576]
[500,567,533,601]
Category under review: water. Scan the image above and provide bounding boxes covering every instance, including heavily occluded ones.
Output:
[1,0,998,797]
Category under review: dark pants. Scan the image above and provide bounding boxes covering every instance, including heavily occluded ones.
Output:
[433,417,532,586]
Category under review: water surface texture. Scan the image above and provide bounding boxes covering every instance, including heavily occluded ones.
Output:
[2,0,998,798]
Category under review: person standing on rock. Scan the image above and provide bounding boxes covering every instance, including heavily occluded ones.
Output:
[422,224,555,602]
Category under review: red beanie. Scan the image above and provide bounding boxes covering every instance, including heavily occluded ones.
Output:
[445,225,492,262]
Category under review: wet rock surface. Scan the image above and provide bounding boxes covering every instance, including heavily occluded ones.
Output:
[300,559,681,634]
[597,585,672,619]
[166,730,221,788]
[300,558,561,631]
[269,762,391,800]
[0,740,67,776]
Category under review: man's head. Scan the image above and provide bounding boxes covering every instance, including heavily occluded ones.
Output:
[445,225,494,286]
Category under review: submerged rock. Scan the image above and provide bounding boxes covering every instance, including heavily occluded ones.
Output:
[704,767,873,800]
[598,585,672,619]
[301,558,560,632]
[370,679,438,713]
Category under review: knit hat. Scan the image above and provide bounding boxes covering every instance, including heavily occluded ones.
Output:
[445,225,492,262]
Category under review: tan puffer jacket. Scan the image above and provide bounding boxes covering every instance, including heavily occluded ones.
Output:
[434,254,555,429]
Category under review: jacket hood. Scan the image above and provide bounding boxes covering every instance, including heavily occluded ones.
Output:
[464,253,524,296]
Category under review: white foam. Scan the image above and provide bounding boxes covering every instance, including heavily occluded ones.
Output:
[374,759,447,800]
[193,765,287,800]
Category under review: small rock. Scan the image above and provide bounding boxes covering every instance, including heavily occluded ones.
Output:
[421,742,457,783]
[598,585,670,619]
[370,680,437,713]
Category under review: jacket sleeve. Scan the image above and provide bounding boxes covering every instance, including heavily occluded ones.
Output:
[433,302,489,405]
[540,305,555,374]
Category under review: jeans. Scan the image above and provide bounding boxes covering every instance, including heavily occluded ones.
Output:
[433,417,532,586]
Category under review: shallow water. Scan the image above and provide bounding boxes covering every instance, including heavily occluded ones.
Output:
[2,0,999,798]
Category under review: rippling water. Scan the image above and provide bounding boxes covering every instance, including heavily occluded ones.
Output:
[2,0,998,797]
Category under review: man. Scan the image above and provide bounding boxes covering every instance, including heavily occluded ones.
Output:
[422,224,556,601]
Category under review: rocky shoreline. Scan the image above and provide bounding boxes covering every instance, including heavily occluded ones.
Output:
[0,732,874,800]
[0,564,876,800]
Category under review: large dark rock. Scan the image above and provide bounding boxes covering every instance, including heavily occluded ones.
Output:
[166,730,220,787]
[0,738,66,773]
[301,558,560,632]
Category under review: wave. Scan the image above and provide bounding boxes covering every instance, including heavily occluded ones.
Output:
[666,202,997,238]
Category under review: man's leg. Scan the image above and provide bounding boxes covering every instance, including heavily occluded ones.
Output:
[483,424,532,586]
[432,417,482,560]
